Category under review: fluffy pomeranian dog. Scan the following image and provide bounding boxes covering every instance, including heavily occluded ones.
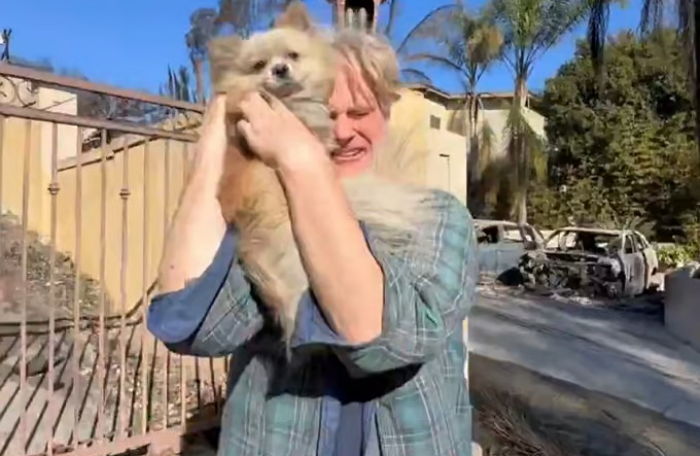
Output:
[209,1,436,346]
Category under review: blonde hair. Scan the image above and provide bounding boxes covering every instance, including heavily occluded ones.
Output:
[332,30,401,117]
[331,30,428,185]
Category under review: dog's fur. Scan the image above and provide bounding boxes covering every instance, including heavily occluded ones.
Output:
[209,2,436,345]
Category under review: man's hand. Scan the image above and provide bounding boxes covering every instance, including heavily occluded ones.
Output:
[236,91,327,171]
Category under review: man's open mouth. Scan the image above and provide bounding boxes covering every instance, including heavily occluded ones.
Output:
[332,148,365,161]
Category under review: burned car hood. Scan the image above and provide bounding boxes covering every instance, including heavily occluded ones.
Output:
[539,250,602,263]
[523,249,623,276]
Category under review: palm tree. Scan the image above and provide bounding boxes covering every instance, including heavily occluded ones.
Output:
[488,0,588,223]
[393,2,504,211]
[185,8,218,104]
[586,0,699,159]
[641,0,698,161]
[161,65,195,102]
[215,0,292,37]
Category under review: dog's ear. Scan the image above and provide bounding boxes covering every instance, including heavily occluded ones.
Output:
[274,1,314,32]
[208,35,242,89]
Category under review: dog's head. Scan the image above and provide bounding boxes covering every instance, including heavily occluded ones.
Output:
[208,1,336,101]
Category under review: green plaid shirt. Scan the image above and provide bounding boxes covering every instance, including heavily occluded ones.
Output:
[148,189,477,456]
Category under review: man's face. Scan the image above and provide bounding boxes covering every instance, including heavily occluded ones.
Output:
[328,63,387,178]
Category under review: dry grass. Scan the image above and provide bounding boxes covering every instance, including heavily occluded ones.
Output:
[0,212,104,321]
[473,386,669,456]
[474,388,580,456]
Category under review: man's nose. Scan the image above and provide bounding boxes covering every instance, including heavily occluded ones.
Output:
[333,116,354,145]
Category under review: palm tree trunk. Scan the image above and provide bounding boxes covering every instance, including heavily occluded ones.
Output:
[192,57,205,105]
[694,0,700,160]
[514,76,528,224]
[466,94,474,206]
[469,93,485,214]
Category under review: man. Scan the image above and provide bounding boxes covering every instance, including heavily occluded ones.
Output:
[148,30,477,456]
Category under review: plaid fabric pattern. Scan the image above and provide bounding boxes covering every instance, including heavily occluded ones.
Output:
[161,189,477,456]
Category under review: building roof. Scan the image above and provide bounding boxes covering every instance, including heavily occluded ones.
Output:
[404,82,539,103]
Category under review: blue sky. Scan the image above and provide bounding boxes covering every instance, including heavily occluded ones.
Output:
[3,0,642,95]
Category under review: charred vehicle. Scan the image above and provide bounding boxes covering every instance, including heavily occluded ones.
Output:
[475,219,545,282]
[520,227,659,297]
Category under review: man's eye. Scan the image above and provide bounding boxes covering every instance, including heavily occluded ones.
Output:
[252,60,267,71]
[349,110,370,119]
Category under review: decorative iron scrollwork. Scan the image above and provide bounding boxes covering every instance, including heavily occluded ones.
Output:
[0,74,38,107]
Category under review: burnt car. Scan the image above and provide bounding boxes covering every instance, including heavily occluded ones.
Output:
[520,227,659,297]
[475,219,545,282]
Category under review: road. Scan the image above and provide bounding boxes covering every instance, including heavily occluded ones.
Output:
[470,286,700,455]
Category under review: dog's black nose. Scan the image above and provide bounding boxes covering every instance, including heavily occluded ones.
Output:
[272,63,290,78]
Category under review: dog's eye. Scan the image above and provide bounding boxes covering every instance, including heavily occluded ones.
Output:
[288,51,299,60]
[252,60,267,71]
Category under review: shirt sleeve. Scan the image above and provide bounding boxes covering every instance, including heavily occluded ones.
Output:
[147,227,265,357]
[289,223,375,348]
[329,190,478,378]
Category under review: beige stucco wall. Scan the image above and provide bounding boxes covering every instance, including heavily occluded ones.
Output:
[462,105,545,163]
[382,88,469,205]
[383,88,547,207]
[480,109,510,159]
[1,85,81,237]
[55,137,191,313]
[0,116,45,234]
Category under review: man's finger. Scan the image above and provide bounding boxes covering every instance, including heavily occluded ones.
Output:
[236,119,254,142]
[265,92,288,113]
[239,91,272,122]
[259,91,287,114]
[241,91,268,109]
[258,90,273,106]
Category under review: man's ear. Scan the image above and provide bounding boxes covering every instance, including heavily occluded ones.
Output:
[274,1,315,32]
[207,35,242,89]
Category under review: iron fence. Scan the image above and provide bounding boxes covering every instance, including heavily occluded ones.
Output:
[0,62,229,456]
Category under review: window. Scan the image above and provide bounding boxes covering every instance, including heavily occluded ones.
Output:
[430,115,441,129]
[477,226,500,244]
[523,226,543,245]
[633,233,648,250]
[503,226,525,243]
